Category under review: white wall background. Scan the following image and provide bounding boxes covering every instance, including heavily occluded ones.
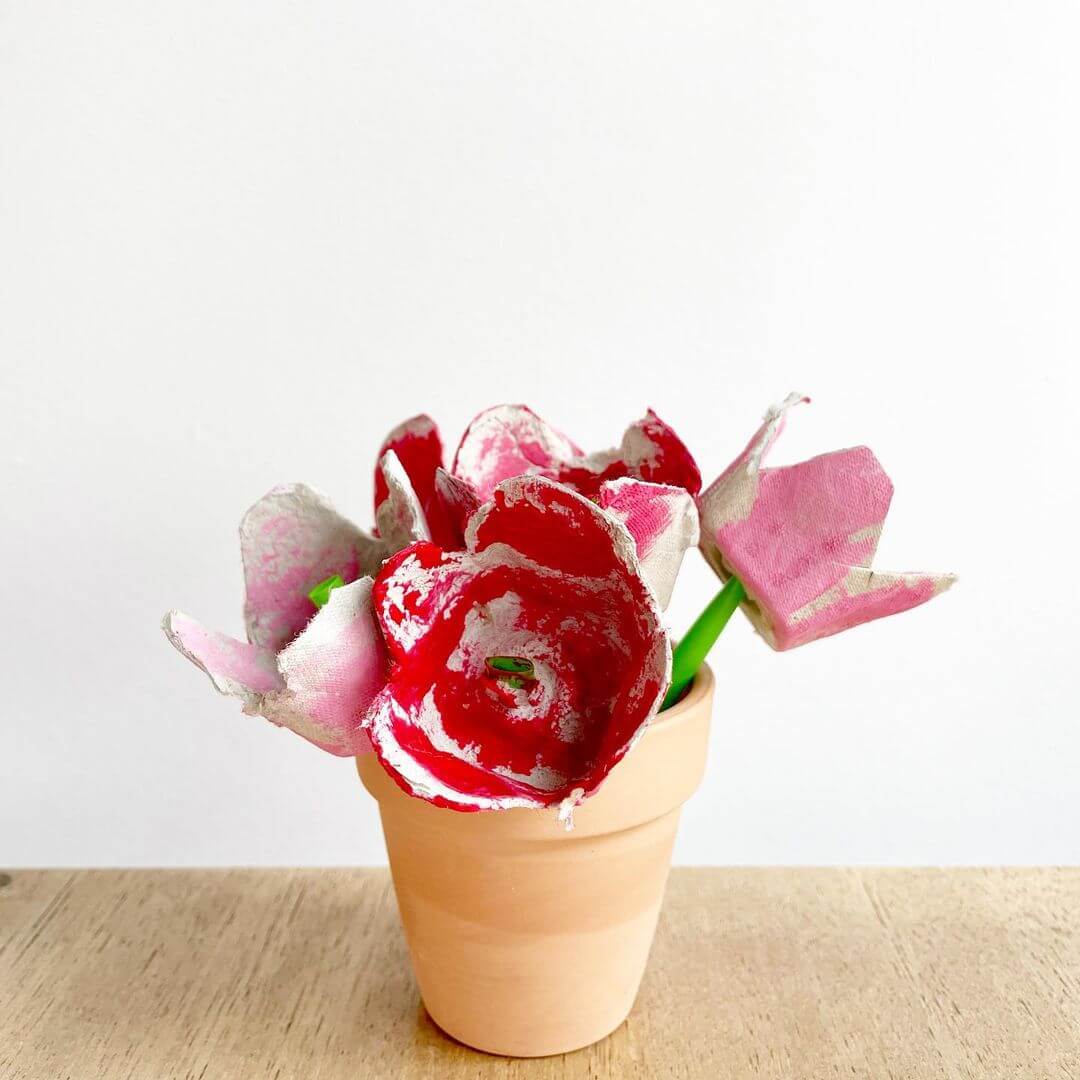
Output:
[2,1,1077,867]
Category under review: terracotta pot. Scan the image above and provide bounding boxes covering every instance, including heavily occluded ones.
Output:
[356,663,714,1058]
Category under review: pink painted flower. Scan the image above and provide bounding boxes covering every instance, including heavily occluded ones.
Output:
[163,483,399,754]
[374,405,701,543]
[366,476,672,812]
[373,407,701,607]
[452,404,702,502]
[698,394,956,650]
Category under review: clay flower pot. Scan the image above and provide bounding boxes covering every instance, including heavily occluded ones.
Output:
[357,663,714,1058]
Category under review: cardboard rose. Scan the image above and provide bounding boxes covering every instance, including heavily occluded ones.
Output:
[163,483,395,754]
[698,394,956,650]
[367,476,672,813]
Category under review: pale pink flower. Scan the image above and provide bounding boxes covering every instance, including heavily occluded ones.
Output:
[163,481,411,754]
[698,394,956,650]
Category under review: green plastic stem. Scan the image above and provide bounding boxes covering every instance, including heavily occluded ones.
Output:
[486,656,535,675]
[308,574,345,609]
[662,576,746,711]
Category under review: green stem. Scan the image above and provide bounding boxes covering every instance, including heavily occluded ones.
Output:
[662,576,746,710]
[308,574,345,609]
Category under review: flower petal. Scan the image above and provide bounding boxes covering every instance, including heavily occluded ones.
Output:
[619,408,703,494]
[451,404,583,501]
[374,450,432,551]
[369,476,671,811]
[162,611,283,713]
[699,395,955,649]
[697,392,808,530]
[467,473,643,580]
[433,466,480,546]
[374,415,457,547]
[598,477,699,609]
[263,578,385,755]
[365,689,543,810]
[241,484,380,652]
[372,540,474,663]
[164,584,386,755]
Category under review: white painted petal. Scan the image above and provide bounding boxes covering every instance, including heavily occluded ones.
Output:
[263,578,385,756]
[374,450,430,553]
[162,611,283,714]
[698,392,809,532]
[433,466,480,543]
[366,692,542,811]
[241,483,379,652]
[599,477,699,609]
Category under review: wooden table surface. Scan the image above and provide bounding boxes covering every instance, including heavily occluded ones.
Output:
[1,868,1077,1079]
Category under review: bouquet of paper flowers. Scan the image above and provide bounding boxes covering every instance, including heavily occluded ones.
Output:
[163,395,954,1056]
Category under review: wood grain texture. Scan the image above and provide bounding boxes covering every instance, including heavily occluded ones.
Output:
[1,869,1077,1079]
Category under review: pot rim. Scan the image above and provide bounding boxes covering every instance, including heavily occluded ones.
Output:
[651,659,714,730]
[358,660,715,827]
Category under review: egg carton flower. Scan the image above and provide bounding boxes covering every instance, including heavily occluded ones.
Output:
[162,431,446,756]
[366,476,671,813]
[697,394,956,650]
[374,405,701,552]
[451,404,702,502]
[162,483,401,755]
[377,405,701,606]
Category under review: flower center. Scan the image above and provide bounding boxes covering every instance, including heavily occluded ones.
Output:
[485,655,535,690]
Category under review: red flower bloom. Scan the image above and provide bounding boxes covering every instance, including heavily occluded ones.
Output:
[367,476,671,812]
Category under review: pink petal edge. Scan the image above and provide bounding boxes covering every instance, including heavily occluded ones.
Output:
[598,477,699,609]
[164,583,385,756]
[162,611,283,713]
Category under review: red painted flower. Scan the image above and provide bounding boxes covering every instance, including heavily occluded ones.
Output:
[366,476,672,812]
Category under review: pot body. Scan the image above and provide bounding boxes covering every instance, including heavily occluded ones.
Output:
[357,664,714,1058]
